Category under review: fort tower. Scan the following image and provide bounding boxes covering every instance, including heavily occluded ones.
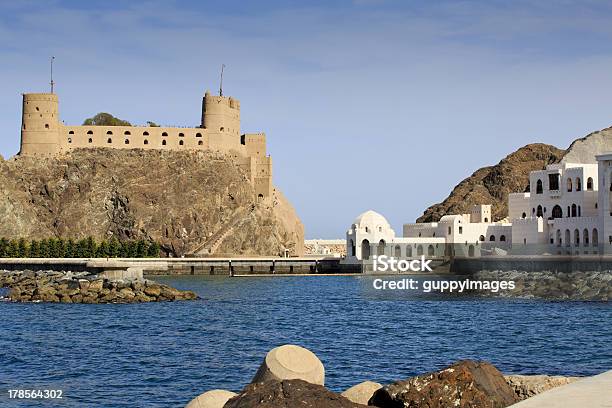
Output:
[20,93,60,156]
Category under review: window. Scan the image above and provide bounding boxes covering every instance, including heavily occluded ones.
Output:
[567,178,572,192]
[143,131,149,136]
[162,132,168,137]
[500,235,506,242]
[125,139,130,144]
[489,235,495,241]
[459,226,463,234]
[87,130,93,135]
[68,130,75,135]
[124,131,131,135]
[35,106,39,111]
[144,139,149,145]
[484,217,488,222]
[220,127,224,132]
[448,226,451,235]
[576,177,581,191]
[548,174,559,191]
[522,212,526,218]
[45,124,49,129]
[107,131,113,135]
[107,138,112,143]
[537,205,543,217]
[179,132,185,137]
[196,133,202,137]
[479,235,485,241]
[198,140,203,146]
[536,179,543,194]
[162,140,167,146]
[551,205,562,219]
[67,138,72,143]
[88,138,93,143]
[587,177,593,190]
[179,140,184,146]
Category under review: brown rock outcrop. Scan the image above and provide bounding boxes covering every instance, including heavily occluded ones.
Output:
[369,360,519,408]
[417,144,565,222]
[0,149,303,257]
[224,379,367,408]
[505,374,580,400]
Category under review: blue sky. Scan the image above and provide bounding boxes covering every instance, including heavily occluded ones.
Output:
[1,1,612,238]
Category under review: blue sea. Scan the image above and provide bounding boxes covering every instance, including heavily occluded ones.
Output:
[0,275,610,407]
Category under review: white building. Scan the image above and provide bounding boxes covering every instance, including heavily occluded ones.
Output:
[346,152,612,260]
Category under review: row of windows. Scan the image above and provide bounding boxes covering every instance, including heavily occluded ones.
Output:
[552,228,599,247]
[525,203,587,219]
[67,137,204,146]
[68,130,204,137]
[535,177,593,194]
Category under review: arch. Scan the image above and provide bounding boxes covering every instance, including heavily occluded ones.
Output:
[198,140,203,146]
[583,229,589,247]
[587,177,593,190]
[574,229,580,246]
[143,131,149,136]
[87,130,93,135]
[571,204,577,217]
[68,130,75,135]
[468,245,475,257]
[124,139,130,145]
[484,217,488,222]
[179,132,185,137]
[179,140,184,146]
[124,130,131,135]
[394,245,401,257]
[556,229,561,247]
[44,123,49,129]
[88,138,92,143]
[107,138,112,144]
[417,245,424,256]
[107,130,113,135]
[489,235,495,241]
[500,235,506,242]
[144,139,149,145]
[406,246,412,257]
[537,205,543,217]
[576,177,581,191]
[592,228,598,247]
[162,132,168,137]
[427,244,434,256]
[536,179,543,194]
[361,239,370,260]
[196,132,202,137]
[162,140,167,146]
[567,178,572,192]
[479,235,485,241]
[565,229,570,247]
[522,212,526,219]
[377,239,386,256]
[257,193,264,200]
[551,205,562,219]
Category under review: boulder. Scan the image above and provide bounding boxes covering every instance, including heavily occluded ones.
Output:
[225,379,366,408]
[341,381,382,405]
[251,344,325,386]
[184,389,236,408]
[88,279,104,292]
[144,284,161,298]
[504,375,579,400]
[369,360,519,408]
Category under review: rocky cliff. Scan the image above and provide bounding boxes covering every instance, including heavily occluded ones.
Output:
[0,149,303,257]
[417,143,566,222]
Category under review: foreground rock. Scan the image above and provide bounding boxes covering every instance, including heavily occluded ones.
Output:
[0,270,198,303]
[184,389,236,408]
[341,381,382,405]
[251,344,325,386]
[505,374,579,400]
[370,360,519,408]
[472,270,612,301]
[224,379,366,408]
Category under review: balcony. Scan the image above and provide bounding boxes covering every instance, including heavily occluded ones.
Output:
[548,189,561,198]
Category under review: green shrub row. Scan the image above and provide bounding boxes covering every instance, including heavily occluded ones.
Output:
[0,237,161,258]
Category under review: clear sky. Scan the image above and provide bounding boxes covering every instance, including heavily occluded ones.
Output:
[1,1,612,238]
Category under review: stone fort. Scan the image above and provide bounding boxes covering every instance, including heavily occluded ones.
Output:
[19,90,273,198]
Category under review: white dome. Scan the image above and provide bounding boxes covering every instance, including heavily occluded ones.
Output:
[439,214,463,223]
[352,210,391,229]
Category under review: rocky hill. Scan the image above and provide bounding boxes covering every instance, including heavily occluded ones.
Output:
[0,149,303,257]
[417,144,566,222]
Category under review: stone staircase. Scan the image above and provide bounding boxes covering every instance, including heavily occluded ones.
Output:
[191,205,255,256]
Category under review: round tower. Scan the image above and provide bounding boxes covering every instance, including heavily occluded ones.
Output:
[201,91,240,136]
[20,93,61,156]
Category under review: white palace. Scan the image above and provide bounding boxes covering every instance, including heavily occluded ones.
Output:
[346,152,612,261]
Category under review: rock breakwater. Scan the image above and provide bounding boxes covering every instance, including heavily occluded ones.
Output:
[0,270,198,303]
